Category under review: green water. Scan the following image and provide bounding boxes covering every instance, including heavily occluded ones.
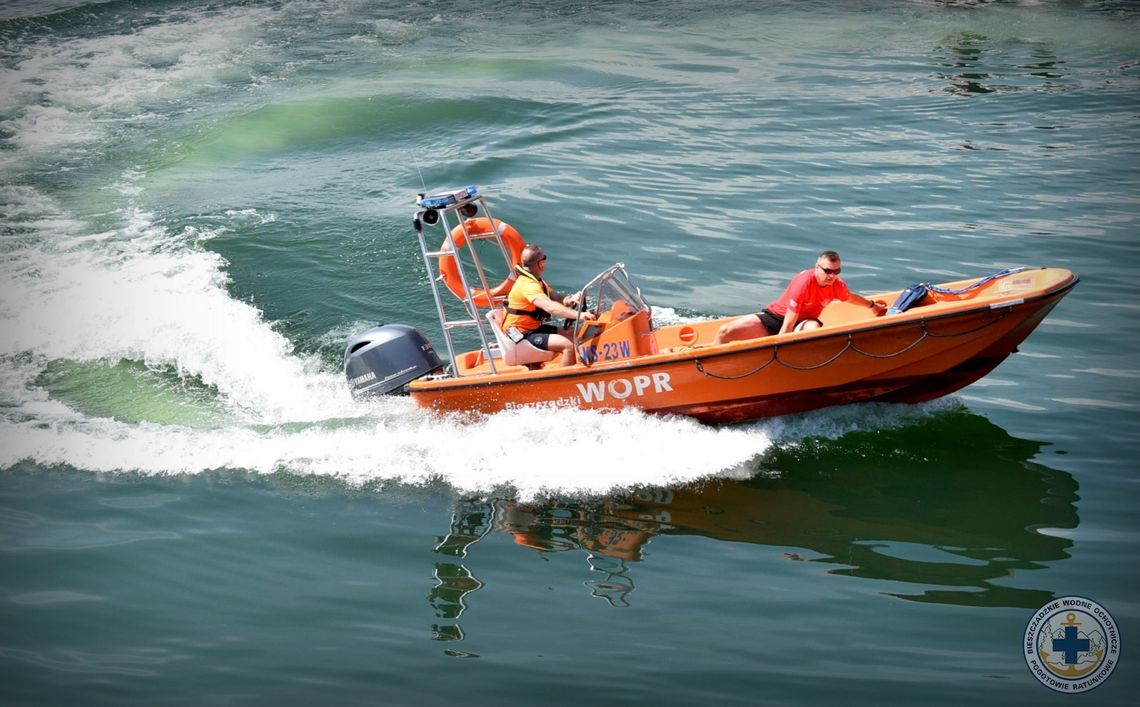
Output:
[1,1,1138,705]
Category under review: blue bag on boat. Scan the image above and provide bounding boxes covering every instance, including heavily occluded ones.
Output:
[887,284,927,315]
[886,268,1026,316]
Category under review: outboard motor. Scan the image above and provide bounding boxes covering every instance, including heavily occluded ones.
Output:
[344,324,443,397]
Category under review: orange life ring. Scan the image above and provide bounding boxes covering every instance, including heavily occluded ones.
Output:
[438,218,526,306]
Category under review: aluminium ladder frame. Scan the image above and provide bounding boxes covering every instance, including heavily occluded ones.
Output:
[413,191,516,376]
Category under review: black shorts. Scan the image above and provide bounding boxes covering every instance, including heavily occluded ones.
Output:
[756,309,783,335]
[522,324,559,350]
[757,309,821,334]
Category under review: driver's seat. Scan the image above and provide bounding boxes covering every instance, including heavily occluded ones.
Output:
[486,309,557,367]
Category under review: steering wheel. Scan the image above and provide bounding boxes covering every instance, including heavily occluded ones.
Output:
[569,297,608,366]
[566,294,586,340]
[560,299,580,332]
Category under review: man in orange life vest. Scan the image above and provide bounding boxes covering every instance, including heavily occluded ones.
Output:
[714,250,886,345]
[502,244,597,367]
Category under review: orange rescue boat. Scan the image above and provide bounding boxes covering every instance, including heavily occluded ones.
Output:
[344,186,1078,424]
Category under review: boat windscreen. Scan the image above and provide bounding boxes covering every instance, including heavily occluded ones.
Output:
[580,264,649,321]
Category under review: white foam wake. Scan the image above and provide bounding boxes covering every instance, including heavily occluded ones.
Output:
[0,1,359,424]
[0,403,775,501]
[0,189,354,423]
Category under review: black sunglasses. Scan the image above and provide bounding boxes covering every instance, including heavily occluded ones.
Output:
[817,264,841,275]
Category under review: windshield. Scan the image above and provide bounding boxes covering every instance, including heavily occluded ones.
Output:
[573,264,651,348]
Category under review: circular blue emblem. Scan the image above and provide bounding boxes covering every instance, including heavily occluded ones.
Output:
[1024,596,1120,693]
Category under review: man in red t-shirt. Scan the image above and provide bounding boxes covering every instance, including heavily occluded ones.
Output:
[713,250,886,344]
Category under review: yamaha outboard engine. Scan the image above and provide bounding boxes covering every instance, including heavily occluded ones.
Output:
[344,324,443,397]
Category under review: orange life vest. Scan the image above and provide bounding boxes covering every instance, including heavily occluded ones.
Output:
[502,265,553,332]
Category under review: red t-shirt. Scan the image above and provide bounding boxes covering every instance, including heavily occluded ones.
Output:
[768,269,849,320]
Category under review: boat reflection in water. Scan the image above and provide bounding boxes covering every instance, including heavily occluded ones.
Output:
[429,409,1077,642]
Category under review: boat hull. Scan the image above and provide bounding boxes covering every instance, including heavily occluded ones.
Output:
[408,268,1077,424]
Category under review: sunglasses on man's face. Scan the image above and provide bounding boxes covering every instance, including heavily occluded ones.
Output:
[817,264,841,276]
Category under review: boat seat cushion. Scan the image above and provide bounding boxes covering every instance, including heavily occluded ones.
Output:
[486,309,557,366]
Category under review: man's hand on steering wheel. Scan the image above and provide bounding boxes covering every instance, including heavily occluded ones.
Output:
[562,294,595,331]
